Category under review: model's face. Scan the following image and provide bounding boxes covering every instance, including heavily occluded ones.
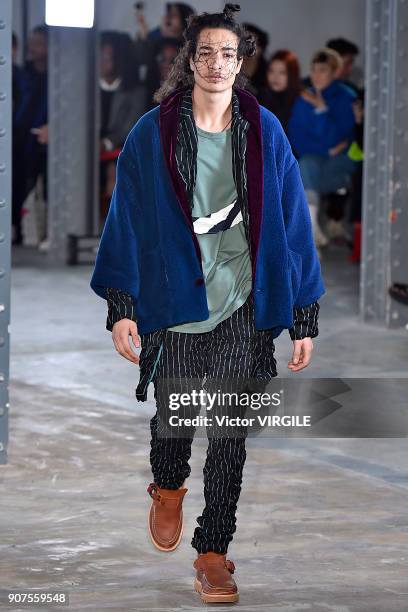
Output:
[310,62,335,91]
[189,28,242,92]
[267,60,288,92]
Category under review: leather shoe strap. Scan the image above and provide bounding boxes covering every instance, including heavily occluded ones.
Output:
[194,553,236,574]
[147,482,186,505]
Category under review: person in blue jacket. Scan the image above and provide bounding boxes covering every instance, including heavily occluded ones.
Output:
[288,47,358,251]
[90,4,325,604]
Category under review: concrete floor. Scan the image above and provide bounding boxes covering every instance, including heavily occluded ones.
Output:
[1,243,408,611]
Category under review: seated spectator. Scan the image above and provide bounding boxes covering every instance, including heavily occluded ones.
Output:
[325,38,362,242]
[12,32,28,119]
[326,37,360,93]
[100,31,146,152]
[345,87,364,262]
[144,36,180,109]
[12,31,30,245]
[303,37,360,95]
[133,2,195,74]
[258,49,302,138]
[12,25,48,247]
[137,2,195,43]
[99,31,147,220]
[288,47,358,251]
[241,23,269,97]
[303,40,362,245]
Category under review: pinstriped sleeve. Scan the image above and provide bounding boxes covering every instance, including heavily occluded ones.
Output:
[106,287,137,332]
[288,301,320,340]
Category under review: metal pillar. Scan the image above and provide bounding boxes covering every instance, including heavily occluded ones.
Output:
[0,0,12,464]
[361,0,408,330]
[47,23,99,264]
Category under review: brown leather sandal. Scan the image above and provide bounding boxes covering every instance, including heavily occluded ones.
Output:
[193,551,239,603]
[147,482,188,552]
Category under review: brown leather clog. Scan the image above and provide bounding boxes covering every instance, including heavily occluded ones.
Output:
[193,551,239,603]
[147,482,188,552]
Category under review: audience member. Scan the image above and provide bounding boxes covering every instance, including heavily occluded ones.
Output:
[100,31,146,152]
[141,2,195,42]
[326,37,360,93]
[241,23,269,96]
[258,49,302,138]
[303,37,360,94]
[99,31,147,220]
[288,48,358,251]
[134,2,195,85]
[144,36,180,110]
[12,25,48,246]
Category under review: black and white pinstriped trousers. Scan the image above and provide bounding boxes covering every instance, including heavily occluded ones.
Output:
[137,291,278,554]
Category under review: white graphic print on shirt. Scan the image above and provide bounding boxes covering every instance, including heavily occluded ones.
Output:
[192,198,242,235]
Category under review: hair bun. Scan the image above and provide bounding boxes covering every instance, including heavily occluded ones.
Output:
[223,3,241,20]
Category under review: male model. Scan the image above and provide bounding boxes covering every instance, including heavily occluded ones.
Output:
[91,4,325,604]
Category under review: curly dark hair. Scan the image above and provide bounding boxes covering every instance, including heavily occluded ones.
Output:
[153,3,257,102]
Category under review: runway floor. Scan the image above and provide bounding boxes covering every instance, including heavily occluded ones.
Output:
[1,243,407,611]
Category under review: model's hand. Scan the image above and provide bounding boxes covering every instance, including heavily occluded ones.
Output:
[287,338,313,372]
[112,319,141,364]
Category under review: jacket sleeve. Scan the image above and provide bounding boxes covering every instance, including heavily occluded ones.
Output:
[106,287,138,332]
[288,301,320,340]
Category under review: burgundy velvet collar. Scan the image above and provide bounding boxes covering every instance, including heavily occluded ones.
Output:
[159,85,264,273]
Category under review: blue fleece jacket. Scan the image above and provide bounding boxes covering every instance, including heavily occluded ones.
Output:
[90,89,325,338]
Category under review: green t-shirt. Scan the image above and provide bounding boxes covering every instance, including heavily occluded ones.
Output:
[168,125,252,333]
